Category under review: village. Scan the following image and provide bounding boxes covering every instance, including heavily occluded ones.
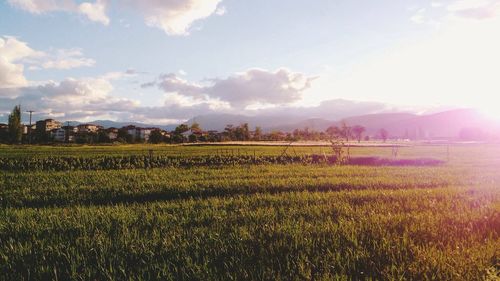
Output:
[0,118,209,144]
[0,116,385,145]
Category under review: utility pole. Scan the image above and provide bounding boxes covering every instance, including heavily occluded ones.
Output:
[26,110,34,144]
[66,121,70,143]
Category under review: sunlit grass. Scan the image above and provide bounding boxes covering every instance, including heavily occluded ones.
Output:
[0,144,499,280]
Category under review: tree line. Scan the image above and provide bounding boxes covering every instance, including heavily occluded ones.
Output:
[1,105,390,145]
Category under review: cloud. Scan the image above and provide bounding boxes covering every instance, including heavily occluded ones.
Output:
[0,77,138,120]
[8,0,110,25]
[145,68,315,109]
[1,36,96,88]
[0,36,43,88]
[411,8,427,24]
[447,0,500,20]
[146,73,204,98]
[123,0,223,35]
[78,0,110,25]
[0,56,28,89]
[8,0,226,35]
[410,0,500,25]
[215,6,226,16]
[38,48,96,70]
[7,0,77,13]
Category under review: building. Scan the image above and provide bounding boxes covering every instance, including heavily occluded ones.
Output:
[139,128,153,142]
[52,126,77,142]
[106,127,119,141]
[122,125,153,142]
[77,123,102,134]
[36,119,62,133]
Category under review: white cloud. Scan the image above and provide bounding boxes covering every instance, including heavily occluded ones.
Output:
[39,48,96,70]
[447,0,500,20]
[0,36,44,88]
[410,0,500,24]
[0,77,139,120]
[8,0,110,25]
[8,0,226,35]
[410,8,427,24]
[7,0,77,13]
[0,36,95,88]
[125,0,223,35]
[145,68,315,109]
[215,6,226,16]
[78,0,110,25]
[0,57,28,89]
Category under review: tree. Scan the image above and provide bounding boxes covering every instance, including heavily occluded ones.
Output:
[378,128,389,142]
[174,124,189,135]
[117,128,133,143]
[340,122,352,142]
[326,126,341,139]
[188,134,198,143]
[223,124,235,140]
[149,130,164,144]
[352,125,366,143]
[326,123,352,142]
[234,123,250,141]
[97,130,110,143]
[8,105,23,144]
[171,124,190,143]
[254,126,262,141]
[190,122,201,133]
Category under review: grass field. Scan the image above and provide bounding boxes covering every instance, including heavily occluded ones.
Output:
[0,144,499,280]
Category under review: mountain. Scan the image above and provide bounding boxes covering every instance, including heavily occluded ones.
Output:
[66,120,177,131]
[188,109,500,140]
[186,114,306,131]
[25,108,499,140]
[267,118,335,132]
[340,109,500,139]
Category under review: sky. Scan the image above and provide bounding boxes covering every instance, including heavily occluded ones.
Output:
[0,0,499,124]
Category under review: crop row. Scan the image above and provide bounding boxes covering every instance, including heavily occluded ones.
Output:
[0,154,444,171]
[1,164,457,208]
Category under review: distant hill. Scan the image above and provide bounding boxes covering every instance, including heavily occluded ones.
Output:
[185,114,305,131]
[22,108,499,140]
[339,109,499,139]
[267,118,335,132]
[187,109,500,140]
[66,120,176,131]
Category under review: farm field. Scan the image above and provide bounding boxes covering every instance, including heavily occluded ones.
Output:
[0,144,499,280]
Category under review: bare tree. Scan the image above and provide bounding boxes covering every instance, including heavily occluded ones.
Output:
[352,125,366,143]
[378,128,389,143]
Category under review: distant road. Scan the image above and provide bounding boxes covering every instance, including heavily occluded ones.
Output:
[183,141,412,147]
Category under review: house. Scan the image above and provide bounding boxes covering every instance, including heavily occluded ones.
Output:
[139,128,154,142]
[122,125,153,142]
[182,128,207,138]
[36,119,62,133]
[77,123,102,134]
[106,128,119,141]
[52,126,77,142]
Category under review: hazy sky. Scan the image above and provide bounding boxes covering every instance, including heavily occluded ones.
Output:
[0,0,499,123]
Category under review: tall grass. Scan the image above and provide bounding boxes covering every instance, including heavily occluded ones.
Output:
[0,144,499,280]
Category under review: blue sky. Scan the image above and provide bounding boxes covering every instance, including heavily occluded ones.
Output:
[1,0,499,123]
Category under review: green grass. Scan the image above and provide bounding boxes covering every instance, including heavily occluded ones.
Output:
[0,144,499,280]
